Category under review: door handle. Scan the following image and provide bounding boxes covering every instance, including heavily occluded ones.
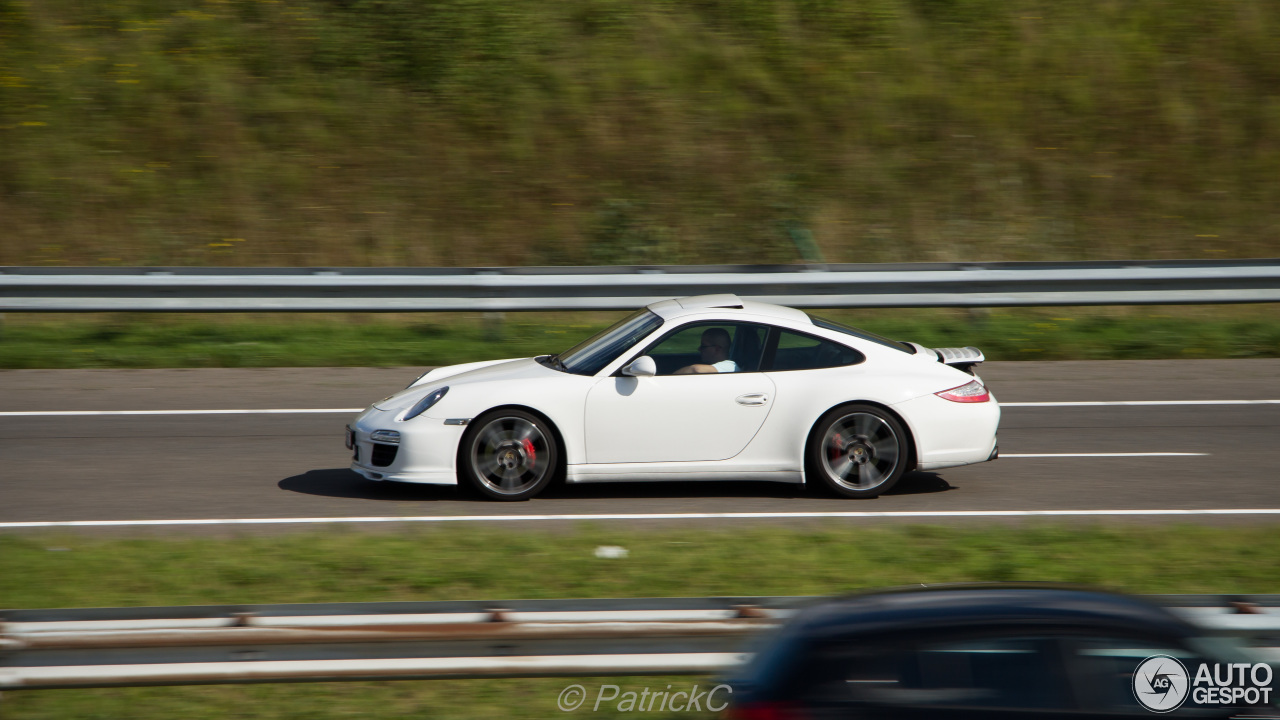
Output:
[736,393,769,406]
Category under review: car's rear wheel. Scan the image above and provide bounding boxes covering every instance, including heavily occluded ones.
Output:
[809,404,908,498]
[460,409,558,501]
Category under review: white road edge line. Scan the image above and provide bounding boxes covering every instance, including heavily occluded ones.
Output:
[1001,452,1206,458]
[3,509,1280,528]
[2,400,1279,416]
[1003,400,1280,407]
[0,409,364,416]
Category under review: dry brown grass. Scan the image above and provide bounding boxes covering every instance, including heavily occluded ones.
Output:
[1,0,1277,267]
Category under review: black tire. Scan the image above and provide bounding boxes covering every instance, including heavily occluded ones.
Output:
[459,409,559,501]
[807,404,909,498]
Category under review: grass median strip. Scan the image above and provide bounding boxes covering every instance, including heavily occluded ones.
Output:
[5,525,1278,608]
[2,525,1278,719]
[2,306,1279,368]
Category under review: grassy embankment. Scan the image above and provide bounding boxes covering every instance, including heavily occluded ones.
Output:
[2,0,1279,268]
[3,525,1279,718]
[2,305,1279,368]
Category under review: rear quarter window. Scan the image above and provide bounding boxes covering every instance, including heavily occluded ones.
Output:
[767,330,864,371]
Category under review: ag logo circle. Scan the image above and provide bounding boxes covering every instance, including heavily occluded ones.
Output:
[1133,655,1190,713]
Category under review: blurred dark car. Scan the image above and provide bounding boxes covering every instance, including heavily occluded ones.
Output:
[724,585,1276,720]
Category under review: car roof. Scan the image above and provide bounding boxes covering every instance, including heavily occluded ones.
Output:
[786,584,1198,641]
[646,294,812,324]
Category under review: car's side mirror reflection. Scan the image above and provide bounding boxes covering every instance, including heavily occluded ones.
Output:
[622,356,657,377]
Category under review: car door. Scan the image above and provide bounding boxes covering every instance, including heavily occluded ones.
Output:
[584,321,773,464]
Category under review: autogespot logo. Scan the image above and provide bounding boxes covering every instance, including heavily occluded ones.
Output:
[1134,655,1191,713]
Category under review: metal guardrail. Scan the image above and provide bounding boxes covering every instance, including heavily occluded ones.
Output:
[3,260,1280,312]
[3,595,1278,690]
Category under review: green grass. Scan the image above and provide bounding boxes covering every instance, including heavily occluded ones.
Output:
[1,678,715,720]
[2,0,1279,267]
[3,525,1278,718]
[6,525,1280,609]
[2,306,1278,368]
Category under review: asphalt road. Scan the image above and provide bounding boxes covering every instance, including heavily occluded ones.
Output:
[2,360,1279,530]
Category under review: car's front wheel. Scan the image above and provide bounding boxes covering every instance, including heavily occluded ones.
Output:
[460,409,559,501]
[808,404,908,498]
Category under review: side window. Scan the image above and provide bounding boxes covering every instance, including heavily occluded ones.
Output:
[798,634,1070,712]
[1067,637,1207,715]
[641,323,768,376]
[767,330,863,371]
[896,636,1068,710]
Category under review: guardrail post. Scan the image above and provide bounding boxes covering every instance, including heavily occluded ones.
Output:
[483,312,505,341]
[967,307,991,324]
[785,222,825,263]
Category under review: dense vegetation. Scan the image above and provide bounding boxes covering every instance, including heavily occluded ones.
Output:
[2,0,1278,268]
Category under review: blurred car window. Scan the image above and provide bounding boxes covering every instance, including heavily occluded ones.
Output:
[798,633,1072,713]
[887,636,1067,710]
[1066,636,1206,714]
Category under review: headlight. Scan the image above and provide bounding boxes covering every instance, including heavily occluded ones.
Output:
[401,386,449,421]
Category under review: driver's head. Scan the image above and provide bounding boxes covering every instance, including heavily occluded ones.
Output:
[699,328,731,363]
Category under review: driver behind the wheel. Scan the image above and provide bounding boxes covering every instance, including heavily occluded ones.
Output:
[674,328,738,375]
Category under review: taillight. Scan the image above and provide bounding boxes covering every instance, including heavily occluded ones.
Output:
[722,701,807,720]
[936,379,990,403]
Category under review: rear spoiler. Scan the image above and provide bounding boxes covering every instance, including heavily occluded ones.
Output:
[906,343,985,373]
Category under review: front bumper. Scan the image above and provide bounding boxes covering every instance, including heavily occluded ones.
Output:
[347,408,467,485]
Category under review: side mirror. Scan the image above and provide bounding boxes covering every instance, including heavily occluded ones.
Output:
[622,356,657,377]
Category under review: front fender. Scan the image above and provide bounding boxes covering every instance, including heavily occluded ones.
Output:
[412,373,598,465]
[407,358,526,388]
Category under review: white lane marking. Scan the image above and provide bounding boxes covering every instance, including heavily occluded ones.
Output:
[0,409,363,417]
[3,509,1280,529]
[1002,452,1206,458]
[2,400,1278,416]
[1004,400,1280,407]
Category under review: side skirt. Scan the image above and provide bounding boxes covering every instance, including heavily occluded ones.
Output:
[566,466,803,484]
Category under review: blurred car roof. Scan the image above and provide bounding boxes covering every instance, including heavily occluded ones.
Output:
[780,584,1199,640]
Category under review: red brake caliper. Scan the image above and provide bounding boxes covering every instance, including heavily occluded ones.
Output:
[828,433,843,462]
[522,439,537,467]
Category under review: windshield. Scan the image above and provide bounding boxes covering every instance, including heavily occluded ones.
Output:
[809,315,914,354]
[553,309,664,376]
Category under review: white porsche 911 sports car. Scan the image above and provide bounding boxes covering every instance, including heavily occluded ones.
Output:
[347,294,999,500]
